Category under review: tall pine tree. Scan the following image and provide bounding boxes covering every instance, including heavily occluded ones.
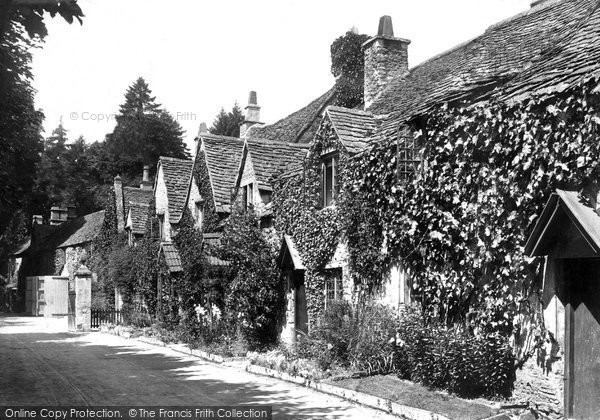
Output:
[105,77,190,181]
[209,103,244,137]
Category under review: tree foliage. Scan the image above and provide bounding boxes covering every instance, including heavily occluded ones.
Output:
[330,30,370,109]
[218,209,284,349]
[0,2,83,235]
[105,77,190,181]
[209,104,244,138]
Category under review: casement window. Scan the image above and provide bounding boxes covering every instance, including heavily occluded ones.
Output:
[397,134,422,183]
[158,214,165,241]
[127,229,133,247]
[260,189,272,205]
[194,200,205,229]
[324,268,343,309]
[321,154,339,207]
[242,183,254,210]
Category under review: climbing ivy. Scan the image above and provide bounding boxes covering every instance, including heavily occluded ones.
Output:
[345,77,600,338]
[193,149,222,233]
[273,116,348,324]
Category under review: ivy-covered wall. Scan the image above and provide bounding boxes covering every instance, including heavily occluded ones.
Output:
[345,78,600,350]
[273,116,350,325]
[193,149,223,233]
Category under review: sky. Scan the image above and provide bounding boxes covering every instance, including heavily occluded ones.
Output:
[31,0,531,154]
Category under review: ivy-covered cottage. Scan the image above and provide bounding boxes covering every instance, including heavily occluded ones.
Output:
[193,130,245,232]
[270,1,600,415]
[153,156,202,267]
[113,166,154,245]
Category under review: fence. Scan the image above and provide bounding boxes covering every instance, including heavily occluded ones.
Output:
[91,309,123,329]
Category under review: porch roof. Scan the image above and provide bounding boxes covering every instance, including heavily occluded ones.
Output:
[525,189,600,257]
[277,235,306,270]
[160,242,183,273]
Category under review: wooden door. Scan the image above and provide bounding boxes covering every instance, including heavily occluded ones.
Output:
[294,272,308,335]
[564,259,600,419]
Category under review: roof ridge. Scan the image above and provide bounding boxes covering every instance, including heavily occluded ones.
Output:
[326,105,374,116]
[486,0,564,32]
[159,156,193,163]
[247,138,310,148]
[200,133,242,142]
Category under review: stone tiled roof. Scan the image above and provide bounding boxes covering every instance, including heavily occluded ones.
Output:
[37,211,105,251]
[247,88,336,144]
[127,202,150,235]
[160,242,183,273]
[499,1,600,101]
[373,0,599,140]
[199,134,245,213]
[158,156,194,224]
[325,106,378,154]
[123,187,153,217]
[244,139,309,188]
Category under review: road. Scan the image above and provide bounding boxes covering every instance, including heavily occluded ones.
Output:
[0,315,398,419]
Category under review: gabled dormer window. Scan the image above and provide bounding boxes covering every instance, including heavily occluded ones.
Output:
[321,153,339,207]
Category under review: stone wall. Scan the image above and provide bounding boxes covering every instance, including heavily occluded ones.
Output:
[510,357,564,419]
[364,37,409,109]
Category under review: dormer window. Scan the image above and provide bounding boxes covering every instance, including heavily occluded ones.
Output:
[321,153,339,207]
[242,183,254,211]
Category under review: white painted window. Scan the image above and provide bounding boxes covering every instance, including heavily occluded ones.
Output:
[194,200,205,229]
[324,268,343,309]
[321,154,339,207]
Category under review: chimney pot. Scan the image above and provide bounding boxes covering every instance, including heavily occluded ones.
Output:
[378,15,394,37]
[248,91,257,106]
[140,165,153,190]
[240,90,263,139]
[197,122,208,136]
[363,16,411,109]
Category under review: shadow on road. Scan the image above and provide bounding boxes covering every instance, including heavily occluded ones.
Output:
[0,322,373,419]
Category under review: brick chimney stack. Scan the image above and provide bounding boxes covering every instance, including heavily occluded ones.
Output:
[114,175,125,233]
[140,165,153,190]
[240,91,263,139]
[363,16,411,109]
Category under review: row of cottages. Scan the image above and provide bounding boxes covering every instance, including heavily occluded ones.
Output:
[103,1,598,415]
[180,1,597,417]
[3,207,105,315]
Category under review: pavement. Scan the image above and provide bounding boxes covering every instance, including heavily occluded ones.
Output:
[0,314,399,419]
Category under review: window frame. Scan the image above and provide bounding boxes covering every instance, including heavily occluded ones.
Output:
[321,152,339,208]
[324,269,343,309]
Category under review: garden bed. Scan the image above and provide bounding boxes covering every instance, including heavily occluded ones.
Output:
[327,374,498,420]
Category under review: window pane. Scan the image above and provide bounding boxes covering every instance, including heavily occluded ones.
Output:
[325,165,333,206]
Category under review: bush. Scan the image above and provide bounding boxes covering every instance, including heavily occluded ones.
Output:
[396,306,515,398]
[303,301,400,375]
